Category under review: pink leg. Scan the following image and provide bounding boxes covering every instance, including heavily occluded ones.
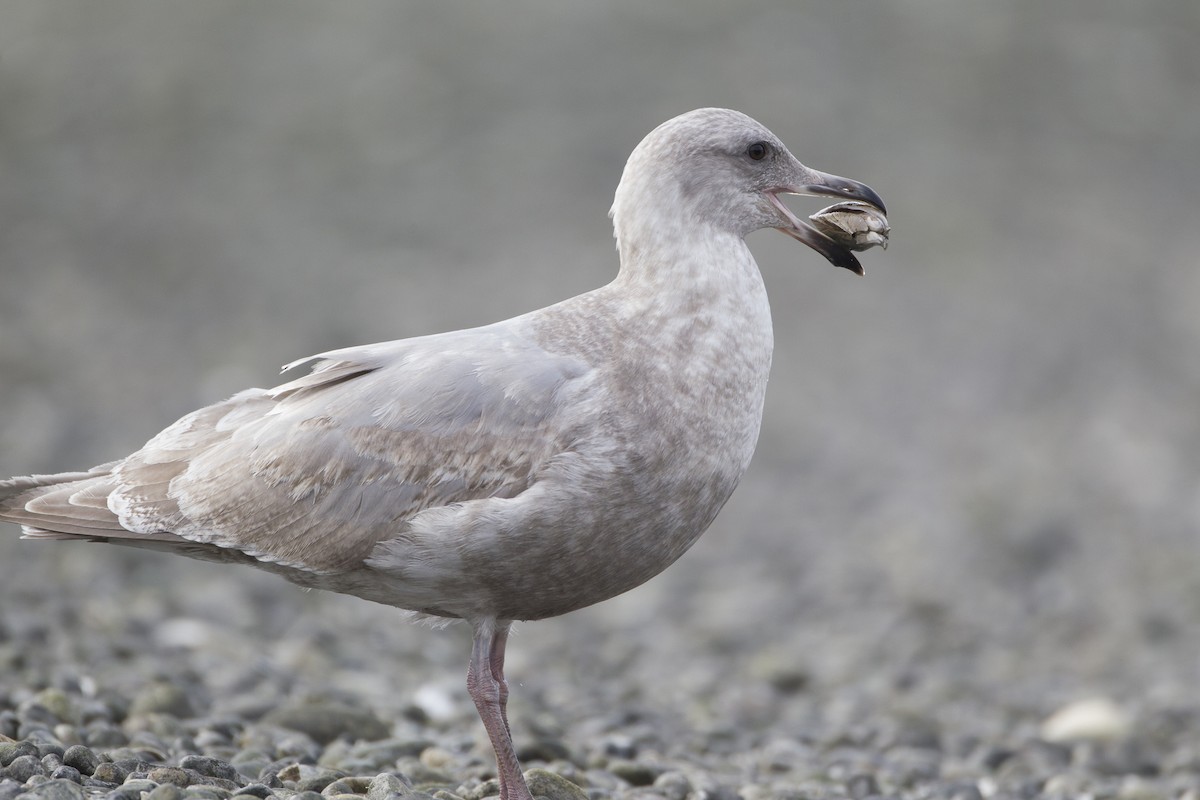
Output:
[467,620,531,800]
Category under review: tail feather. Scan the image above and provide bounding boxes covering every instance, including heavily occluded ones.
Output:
[0,465,128,539]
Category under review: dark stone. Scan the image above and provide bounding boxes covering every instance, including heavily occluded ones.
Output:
[21,778,87,800]
[262,701,388,746]
[980,747,1016,771]
[0,778,23,800]
[608,760,660,787]
[50,766,82,784]
[0,742,38,768]
[100,790,143,800]
[4,754,43,783]
[62,747,100,778]
[0,714,20,741]
[179,756,241,783]
[35,745,65,761]
[295,771,344,793]
[846,773,880,799]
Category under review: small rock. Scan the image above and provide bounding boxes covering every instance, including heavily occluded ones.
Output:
[148,767,192,788]
[462,779,499,800]
[262,701,388,746]
[524,769,587,800]
[34,745,64,762]
[367,772,410,800]
[128,683,197,720]
[122,779,160,794]
[114,759,156,778]
[940,781,984,800]
[18,778,86,800]
[84,726,128,749]
[419,748,455,770]
[4,754,43,783]
[99,789,141,800]
[608,760,660,787]
[765,666,809,695]
[0,743,39,767]
[147,783,187,800]
[49,767,81,784]
[515,739,571,765]
[652,771,691,800]
[1117,776,1165,800]
[846,773,879,799]
[227,753,269,782]
[256,772,283,790]
[51,726,81,748]
[183,788,233,800]
[296,770,347,794]
[179,757,241,784]
[231,785,275,799]
[0,778,22,800]
[348,739,432,772]
[0,713,20,740]
[30,690,77,725]
[1041,698,1132,743]
[320,784,352,799]
[90,763,126,785]
[600,736,637,760]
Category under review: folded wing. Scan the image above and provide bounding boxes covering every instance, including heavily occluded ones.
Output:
[0,324,592,575]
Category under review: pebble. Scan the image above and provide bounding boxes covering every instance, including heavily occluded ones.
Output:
[262,702,389,747]
[4,755,41,783]
[47,767,80,784]
[90,763,126,785]
[524,771,587,800]
[651,771,691,800]
[180,756,243,784]
[148,767,193,788]
[1041,698,1132,743]
[365,772,410,800]
[607,760,660,787]
[147,784,186,800]
[0,550,1193,800]
[17,778,85,800]
[128,683,198,720]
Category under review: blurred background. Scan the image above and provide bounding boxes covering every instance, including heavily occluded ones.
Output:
[1,0,1198,751]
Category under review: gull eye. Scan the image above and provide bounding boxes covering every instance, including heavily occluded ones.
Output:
[746,141,769,161]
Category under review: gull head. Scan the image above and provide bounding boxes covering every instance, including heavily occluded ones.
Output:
[611,108,886,275]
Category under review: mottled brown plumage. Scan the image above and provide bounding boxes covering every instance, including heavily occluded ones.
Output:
[1,109,885,800]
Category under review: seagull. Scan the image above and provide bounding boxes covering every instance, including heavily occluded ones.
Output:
[1,108,886,800]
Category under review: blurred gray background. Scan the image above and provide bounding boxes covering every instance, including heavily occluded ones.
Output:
[1,0,1198,742]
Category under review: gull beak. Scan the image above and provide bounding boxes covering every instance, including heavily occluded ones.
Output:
[767,169,887,276]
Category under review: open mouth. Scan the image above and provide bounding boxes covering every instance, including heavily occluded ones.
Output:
[767,173,887,276]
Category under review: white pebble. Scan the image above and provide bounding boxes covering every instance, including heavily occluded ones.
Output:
[1040,697,1131,742]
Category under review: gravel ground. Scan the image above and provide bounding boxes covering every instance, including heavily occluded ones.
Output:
[3,4,1200,800]
[1,502,1198,800]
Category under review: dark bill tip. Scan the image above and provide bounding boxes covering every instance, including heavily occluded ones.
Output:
[803,174,887,216]
[779,226,865,275]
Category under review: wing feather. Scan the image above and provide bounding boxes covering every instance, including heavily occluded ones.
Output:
[2,324,592,577]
